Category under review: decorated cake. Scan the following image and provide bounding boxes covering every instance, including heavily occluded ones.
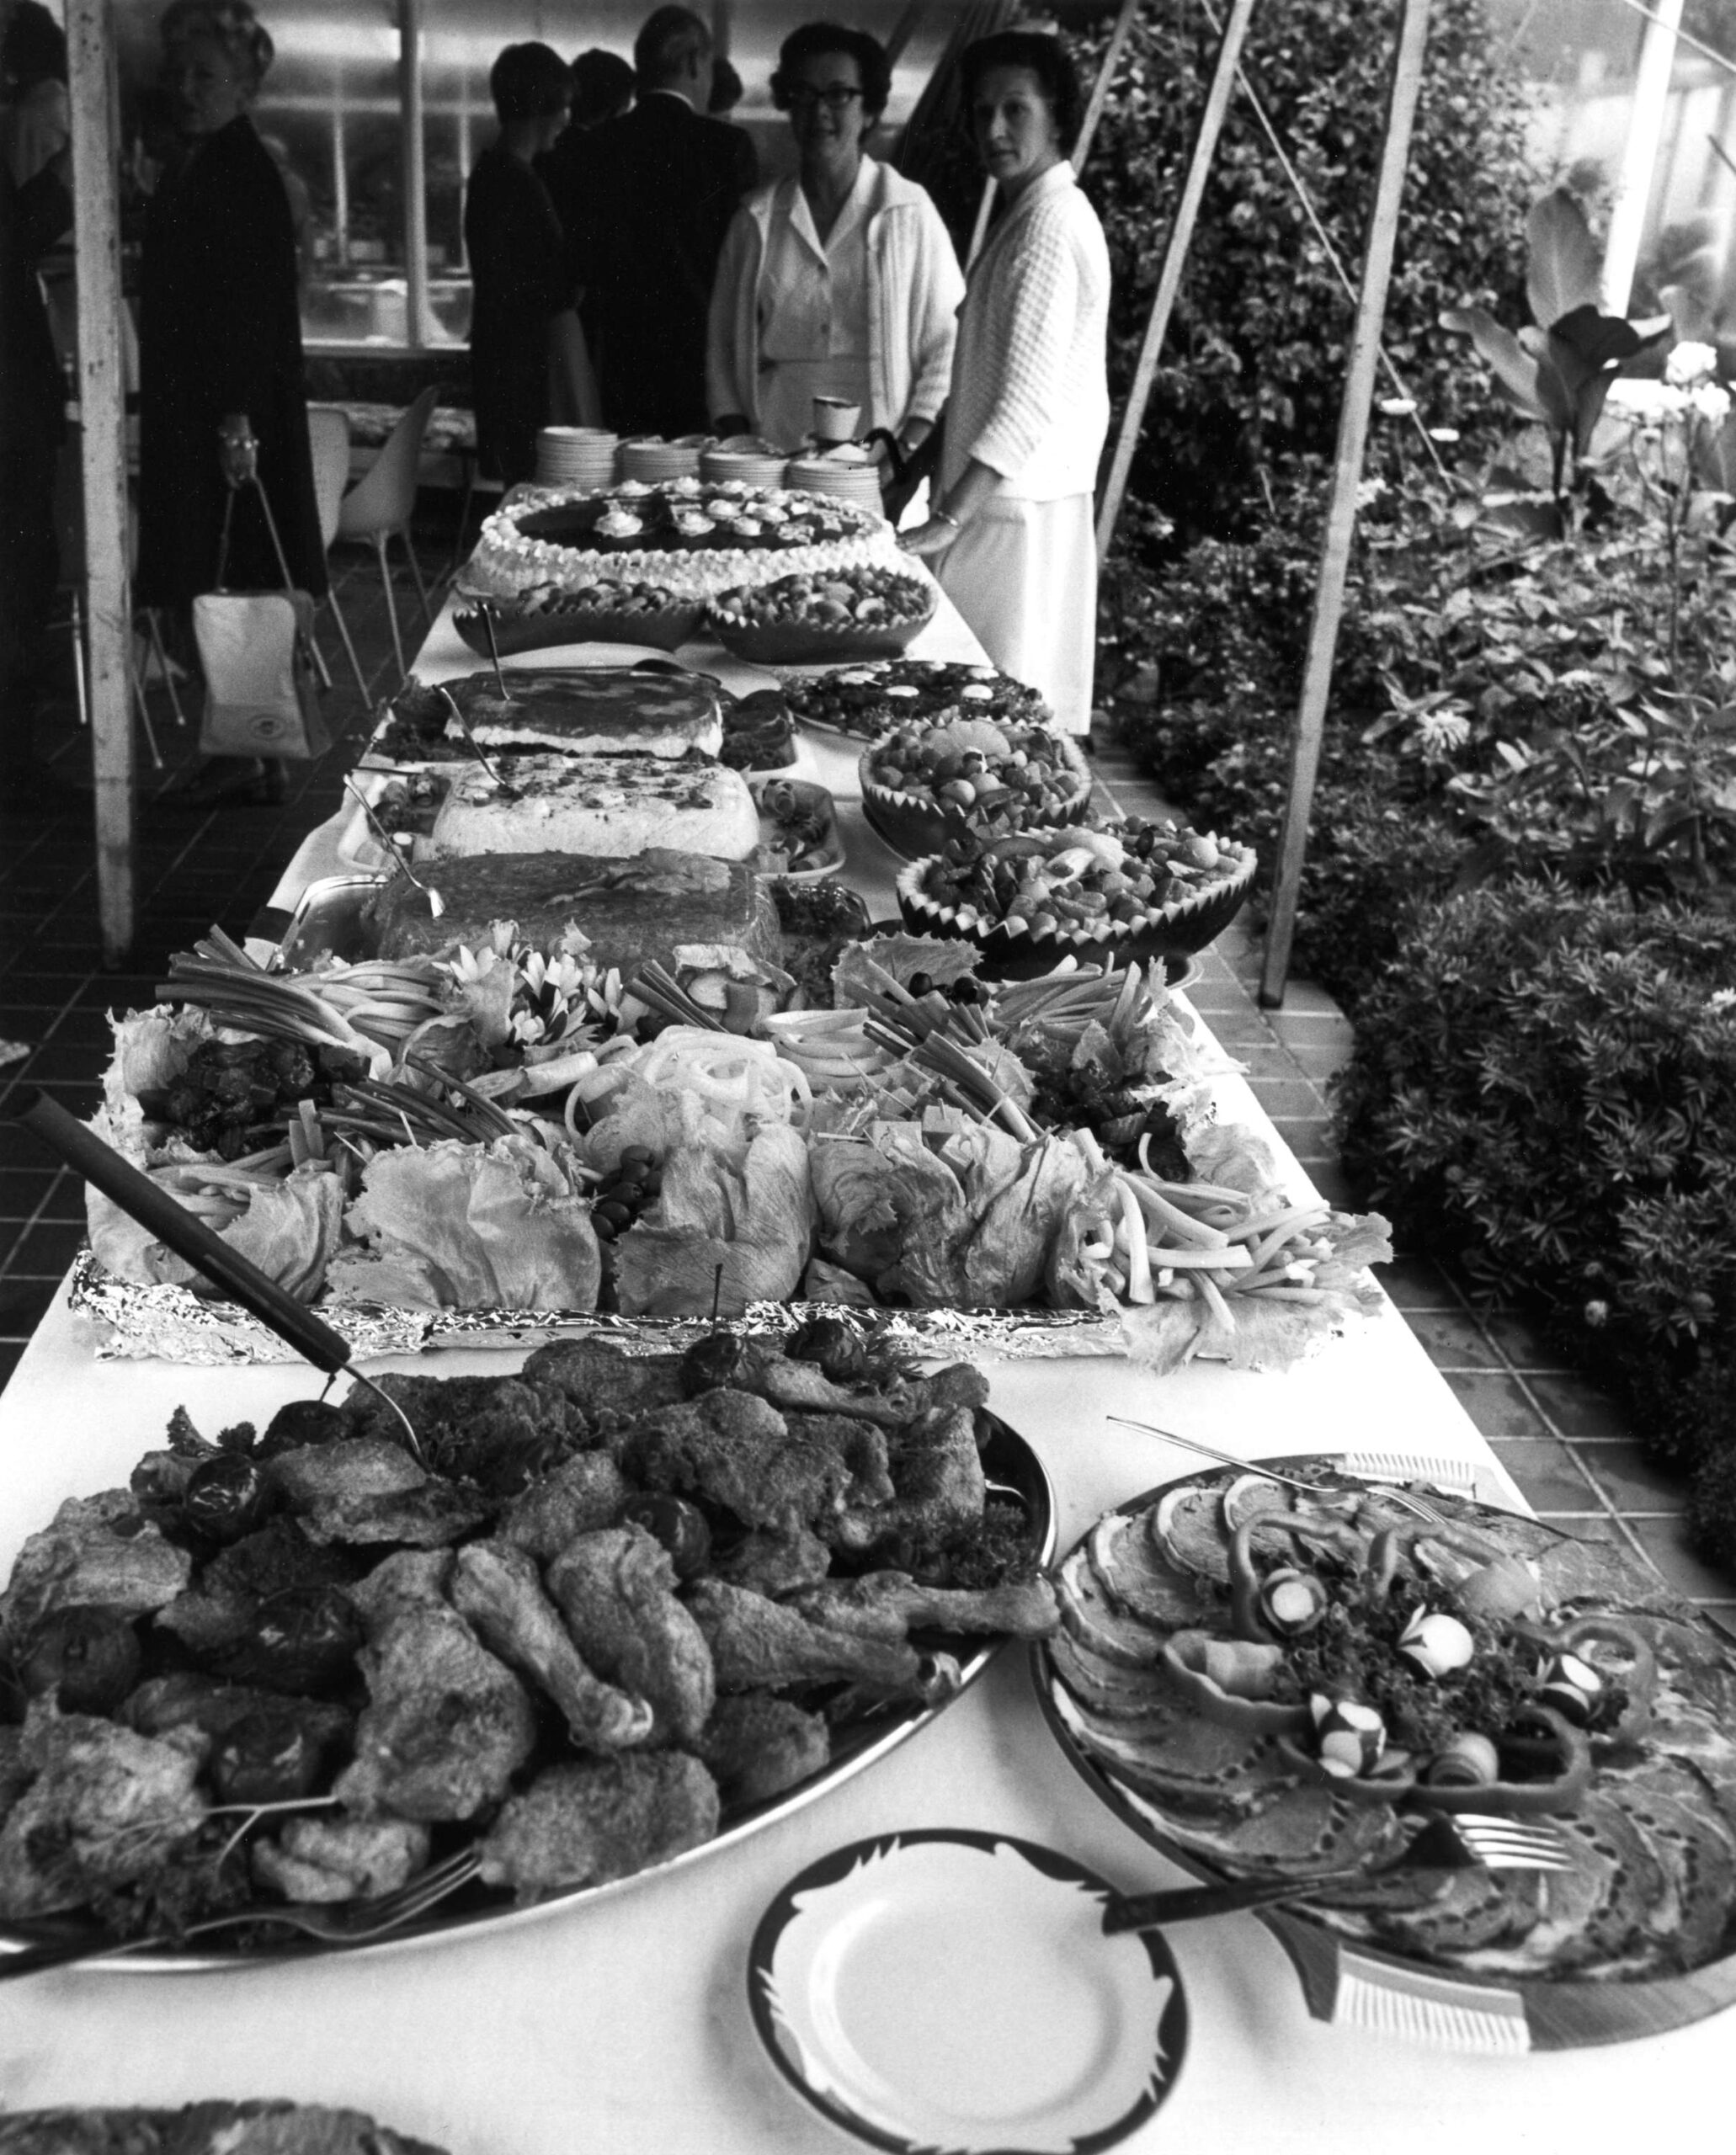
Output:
[427,754,760,863]
[1046,1462,1736,1984]
[375,669,724,763]
[463,481,897,604]
[365,848,782,973]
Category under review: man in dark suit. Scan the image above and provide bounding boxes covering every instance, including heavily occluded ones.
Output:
[572,5,756,438]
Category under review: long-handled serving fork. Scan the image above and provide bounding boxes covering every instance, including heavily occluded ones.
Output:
[0,1849,483,1981]
[1100,1812,1574,1934]
[1107,1417,1456,1526]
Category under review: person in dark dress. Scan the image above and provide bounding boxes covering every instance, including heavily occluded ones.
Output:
[465,42,572,487]
[535,46,632,354]
[0,142,71,798]
[136,0,323,806]
[136,1,323,619]
[572,6,757,439]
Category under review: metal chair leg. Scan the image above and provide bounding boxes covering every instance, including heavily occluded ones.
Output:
[68,588,89,731]
[375,529,406,681]
[323,585,369,700]
[129,642,164,767]
[399,523,433,624]
[141,608,188,727]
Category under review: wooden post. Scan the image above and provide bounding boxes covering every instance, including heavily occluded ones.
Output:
[1604,0,1681,315]
[1258,0,1433,1007]
[66,0,134,964]
[1094,0,1259,563]
[1074,0,1142,171]
[400,0,434,345]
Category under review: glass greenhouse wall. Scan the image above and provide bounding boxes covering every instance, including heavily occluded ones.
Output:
[84,0,1736,353]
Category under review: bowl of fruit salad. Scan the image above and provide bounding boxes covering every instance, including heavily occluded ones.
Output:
[895,821,1257,976]
[453,578,704,656]
[706,565,937,662]
[859,716,1093,860]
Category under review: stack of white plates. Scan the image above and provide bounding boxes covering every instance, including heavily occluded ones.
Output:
[620,435,708,483]
[785,450,886,518]
[700,444,790,490]
[535,427,619,488]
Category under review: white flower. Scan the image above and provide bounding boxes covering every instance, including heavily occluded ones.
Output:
[1355,476,1388,509]
[1666,339,1718,387]
[1691,381,1732,428]
[1641,383,1691,429]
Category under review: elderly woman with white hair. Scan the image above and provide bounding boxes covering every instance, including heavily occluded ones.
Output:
[136,0,323,804]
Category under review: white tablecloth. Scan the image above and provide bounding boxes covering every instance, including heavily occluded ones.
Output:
[1,601,1725,2146]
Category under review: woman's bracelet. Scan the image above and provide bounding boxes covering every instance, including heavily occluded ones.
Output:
[931,507,960,529]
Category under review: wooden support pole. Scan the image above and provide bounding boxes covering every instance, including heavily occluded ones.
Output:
[66,0,135,964]
[1258,0,1433,1008]
[400,0,434,345]
[1075,0,1142,171]
[1094,0,1259,564]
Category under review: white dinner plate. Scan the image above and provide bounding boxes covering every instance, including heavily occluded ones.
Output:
[748,1828,1188,2154]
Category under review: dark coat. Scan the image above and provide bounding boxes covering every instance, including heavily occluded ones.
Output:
[136,114,325,607]
[0,155,70,716]
[464,141,567,487]
[572,93,756,438]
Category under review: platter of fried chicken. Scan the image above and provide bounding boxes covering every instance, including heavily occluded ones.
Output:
[0,1327,1056,1969]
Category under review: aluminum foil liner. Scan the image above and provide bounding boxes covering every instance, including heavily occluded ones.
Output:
[67,1248,1131,1365]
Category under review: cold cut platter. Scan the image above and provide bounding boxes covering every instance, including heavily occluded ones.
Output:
[1034,1455,1736,2049]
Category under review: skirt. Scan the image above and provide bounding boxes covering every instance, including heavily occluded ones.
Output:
[935,492,1096,735]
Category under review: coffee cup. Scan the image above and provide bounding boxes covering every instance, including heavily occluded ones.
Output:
[812,396,862,444]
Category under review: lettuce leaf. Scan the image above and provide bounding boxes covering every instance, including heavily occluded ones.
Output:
[325,1135,600,1312]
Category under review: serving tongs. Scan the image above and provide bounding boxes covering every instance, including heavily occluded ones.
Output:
[8,1087,425,1465]
[341,775,444,917]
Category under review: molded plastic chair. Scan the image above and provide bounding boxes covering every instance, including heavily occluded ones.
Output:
[333,384,439,681]
[307,404,368,698]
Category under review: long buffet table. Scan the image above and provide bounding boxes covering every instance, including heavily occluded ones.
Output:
[0,593,1724,2147]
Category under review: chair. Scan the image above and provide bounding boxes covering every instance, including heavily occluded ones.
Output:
[333,384,439,682]
[307,404,369,699]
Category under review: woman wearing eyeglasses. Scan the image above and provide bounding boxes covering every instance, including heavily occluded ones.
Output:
[903,30,1110,736]
[706,21,961,462]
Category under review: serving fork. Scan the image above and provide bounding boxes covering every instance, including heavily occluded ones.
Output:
[1107,1417,1461,1526]
[0,1849,482,1981]
[1100,1812,1574,1934]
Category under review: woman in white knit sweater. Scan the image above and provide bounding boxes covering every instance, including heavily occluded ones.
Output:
[904,30,1110,736]
[706,23,961,466]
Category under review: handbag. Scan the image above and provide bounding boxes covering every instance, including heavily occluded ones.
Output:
[194,474,331,761]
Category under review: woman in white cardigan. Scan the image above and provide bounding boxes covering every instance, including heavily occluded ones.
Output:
[706,22,961,467]
[903,30,1110,736]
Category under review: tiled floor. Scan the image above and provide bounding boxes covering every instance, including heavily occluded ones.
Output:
[0,519,1727,1614]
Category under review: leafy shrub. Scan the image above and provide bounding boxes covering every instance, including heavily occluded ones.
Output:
[1068,0,1535,538]
[1335,883,1736,1487]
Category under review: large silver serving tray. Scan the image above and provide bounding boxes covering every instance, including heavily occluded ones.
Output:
[0,1416,1054,1973]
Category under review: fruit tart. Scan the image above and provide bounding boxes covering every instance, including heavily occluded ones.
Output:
[860,716,1093,859]
[897,820,1256,975]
